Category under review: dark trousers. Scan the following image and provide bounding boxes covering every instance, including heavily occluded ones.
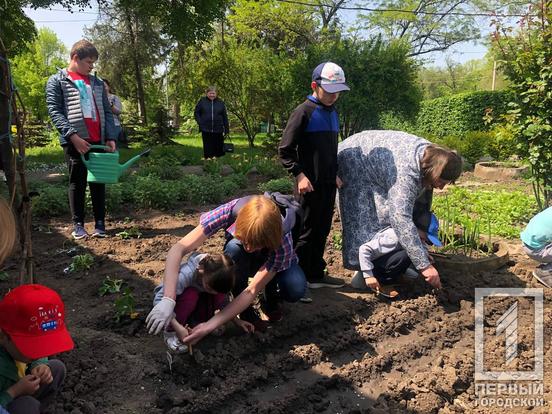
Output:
[372,249,412,285]
[223,238,306,314]
[63,144,105,225]
[201,132,224,158]
[296,183,336,282]
[7,359,66,414]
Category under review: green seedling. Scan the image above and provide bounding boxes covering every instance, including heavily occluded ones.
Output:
[99,276,124,296]
[114,288,137,322]
[0,272,9,281]
[116,226,142,239]
[332,232,343,250]
[67,254,94,273]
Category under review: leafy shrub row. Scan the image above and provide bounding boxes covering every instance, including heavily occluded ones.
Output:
[416,91,512,137]
[31,173,248,217]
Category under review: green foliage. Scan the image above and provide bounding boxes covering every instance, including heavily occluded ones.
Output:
[332,232,342,250]
[31,184,68,217]
[1,1,37,56]
[228,0,318,54]
[131,176,179,209]
[259,133,281,158]
[0,272,10,282]
[138,158,184,180]
[415,91,512,138]
[432,131,495,165]
[11,28,66,121]
[359,0,480,57]
[492,3,552,208]
[99,276,124,296]
[486,124,518,161]
[113,288,136,322]
[68,254,94,273]
[116,227,142,239]
[418,57,508,100]
[433,186,538,238]
[258,177,294,194]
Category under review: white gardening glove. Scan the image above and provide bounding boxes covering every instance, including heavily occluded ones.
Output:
[146,297,176,335]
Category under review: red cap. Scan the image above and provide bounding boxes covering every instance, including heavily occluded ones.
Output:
[0,284,74,360]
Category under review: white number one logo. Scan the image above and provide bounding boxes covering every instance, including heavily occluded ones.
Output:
[496,301,518,365]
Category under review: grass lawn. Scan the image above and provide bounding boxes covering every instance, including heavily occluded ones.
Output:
[25,133,268,168]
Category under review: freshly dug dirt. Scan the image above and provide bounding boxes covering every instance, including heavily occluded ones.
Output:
[1,201,550,413]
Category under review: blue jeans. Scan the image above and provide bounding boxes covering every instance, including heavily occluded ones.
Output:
[223,237,306,312]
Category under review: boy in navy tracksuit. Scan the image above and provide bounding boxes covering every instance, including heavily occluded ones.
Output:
[279,62,350,301]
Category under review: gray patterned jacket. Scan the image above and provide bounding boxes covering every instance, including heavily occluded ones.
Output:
[337,130,431,270]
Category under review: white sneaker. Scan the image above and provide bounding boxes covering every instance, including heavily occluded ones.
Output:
[163,331,187,353]
[351,271,368,290]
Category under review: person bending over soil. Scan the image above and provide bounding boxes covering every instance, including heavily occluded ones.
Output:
[338,130,462,291]
[147,252,254,352]
[146,195,307,345]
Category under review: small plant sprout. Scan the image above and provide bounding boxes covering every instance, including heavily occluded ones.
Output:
[68,253,94,273]
[332,232,343,250]
[116,226,142,239]
[98,276,125,296]
[114,288,138,322]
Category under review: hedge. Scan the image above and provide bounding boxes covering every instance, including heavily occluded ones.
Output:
[415,90,513,137]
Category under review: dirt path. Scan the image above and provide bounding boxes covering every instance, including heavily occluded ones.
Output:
[1,205,550,413]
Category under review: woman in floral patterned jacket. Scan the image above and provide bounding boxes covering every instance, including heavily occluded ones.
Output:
[337,130,462,290]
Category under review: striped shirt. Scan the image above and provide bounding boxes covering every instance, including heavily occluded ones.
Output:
[199,198,297,273]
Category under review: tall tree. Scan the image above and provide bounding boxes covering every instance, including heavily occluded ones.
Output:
[227,0,319,52]
[85,2,169,124]
[11,28,66,121]
[356,0,480,57]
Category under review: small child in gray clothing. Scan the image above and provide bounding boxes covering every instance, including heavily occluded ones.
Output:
[352,211,442,293]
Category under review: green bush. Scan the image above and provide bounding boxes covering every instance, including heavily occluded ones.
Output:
[258,177,294,194]
[105,184,124,213]
[433,131,495,165]
[137,157,184,180]
[130,176,179,209]
[487,124,518,161]
[416,90,512,137]
[32,185,68,217]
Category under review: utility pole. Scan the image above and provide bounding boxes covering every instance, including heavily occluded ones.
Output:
[491,60,497,91]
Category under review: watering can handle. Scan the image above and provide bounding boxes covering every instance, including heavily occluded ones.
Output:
[87,144,112,152]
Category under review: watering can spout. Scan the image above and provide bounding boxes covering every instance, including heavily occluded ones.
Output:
[119,149,151,176]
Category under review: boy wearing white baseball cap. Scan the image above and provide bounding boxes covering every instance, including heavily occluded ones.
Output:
[279,62,350,303]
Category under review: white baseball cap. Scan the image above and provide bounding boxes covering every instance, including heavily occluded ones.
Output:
[312,62,350,93]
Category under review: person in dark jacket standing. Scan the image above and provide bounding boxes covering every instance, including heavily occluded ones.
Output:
[279,62,350,302]
[194,86,229,158]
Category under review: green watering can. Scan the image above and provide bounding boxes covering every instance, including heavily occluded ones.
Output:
[81,145,151,184]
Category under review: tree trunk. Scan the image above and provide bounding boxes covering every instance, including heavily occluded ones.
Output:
[0,49,16,198]
[172,101,180,128]
[124,8,147,124]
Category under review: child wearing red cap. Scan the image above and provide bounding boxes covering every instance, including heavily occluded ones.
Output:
[0,284,74,414]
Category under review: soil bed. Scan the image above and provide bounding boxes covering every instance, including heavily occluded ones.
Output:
[1,180,550,413]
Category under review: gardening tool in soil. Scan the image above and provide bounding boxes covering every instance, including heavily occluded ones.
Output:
[81,145,151,184]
